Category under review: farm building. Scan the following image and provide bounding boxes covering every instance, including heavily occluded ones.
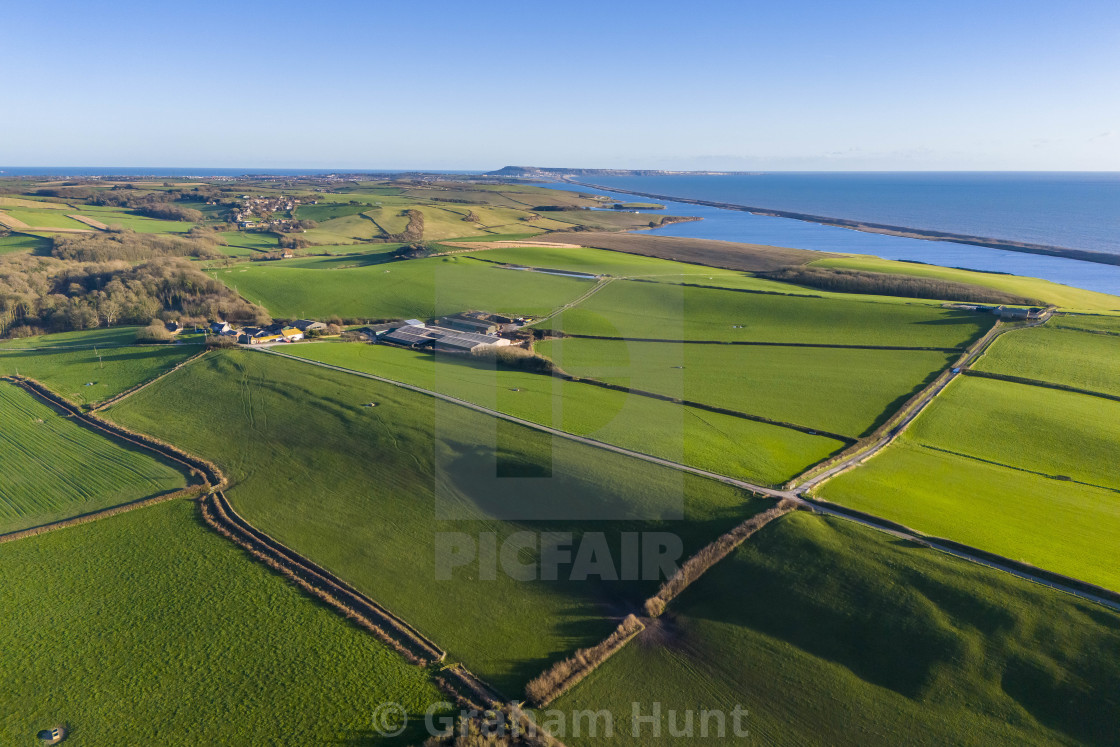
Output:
[210,321,233,335]
[381,324,512,353]
[994,306,1045,320]
[361,322,401,339]
[439,311,523,334]
[165,321,183,335]
[291,319,327,332]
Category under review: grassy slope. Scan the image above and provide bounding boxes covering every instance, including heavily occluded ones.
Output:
[0,326,147,349]
[542,280,992,347]
[820,377,1120,590]
[814,255,1120,312]
[0,500,444,745]
[0,233,50,255]
[105,351,770,694]
[537,338,952,437]
[0,208,91,230]
[74,205,193,233]
[457,246,751,280]
[280,342,845,485]
[555,512,1120,747]
[0,385,186,533]
[211,255,594,320]
[0,345,198,405]
[974,324,1120,397]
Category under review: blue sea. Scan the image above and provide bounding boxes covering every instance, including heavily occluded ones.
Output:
[545,176,1120,298]
[586,173,1120,255]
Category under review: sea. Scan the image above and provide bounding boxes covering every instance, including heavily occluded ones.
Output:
[544,174,1120,297]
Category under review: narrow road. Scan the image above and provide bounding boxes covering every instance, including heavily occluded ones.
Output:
[258,326,1120,615]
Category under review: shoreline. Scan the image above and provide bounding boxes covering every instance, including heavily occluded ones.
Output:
[560,179,1120,268]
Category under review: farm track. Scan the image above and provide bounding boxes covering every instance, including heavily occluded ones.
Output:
[533,277,616,325]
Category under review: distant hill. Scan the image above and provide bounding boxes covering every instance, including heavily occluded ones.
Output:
[487,166,732,178]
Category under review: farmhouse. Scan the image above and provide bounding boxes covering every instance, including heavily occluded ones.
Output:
[210,321,233,335]
[381,324,512,353]
[291,319,327,332]
[165,321,183,335]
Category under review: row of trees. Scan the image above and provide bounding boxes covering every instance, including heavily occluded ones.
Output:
[51,228,226,263]
[761,267,1039,305]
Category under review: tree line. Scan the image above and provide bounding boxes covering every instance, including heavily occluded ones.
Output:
[0,253,269,339]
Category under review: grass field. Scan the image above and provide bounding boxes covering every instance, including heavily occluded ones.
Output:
[0,385,187,533]
[541,280,992,348]
[553,512,1120,746]
[105,350,775,694]
[455,245,754,281]
[211,254,595,320]
[0,326,149,349]
[0,344,199,405]
[75,205,193,233]
[537,338,953,437]
[279,342,845,484]
[1050,314,1120,334]
[814,255,1120,312]
[908,377,1120,491]
[0,500,445,744]
[974,323,1120,397]
[819,377,1120,590]
[217,230,278,253]
[0,233,49,254]
[0,208,91,230]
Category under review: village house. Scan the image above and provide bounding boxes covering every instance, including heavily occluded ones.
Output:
[210,321,233,335]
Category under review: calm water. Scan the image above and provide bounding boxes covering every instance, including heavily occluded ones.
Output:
[586,173,1120,255]
[545,181,1120,298]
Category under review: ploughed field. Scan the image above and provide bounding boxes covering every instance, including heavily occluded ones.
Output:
[819,376,1120,591]
[0,385,187,533]
[279,342,846,485]
[103,350,771,695]
[553,512,1120,746]
[0,500,446,744]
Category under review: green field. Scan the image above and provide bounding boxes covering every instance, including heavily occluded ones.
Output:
[279,342,845,484]
[211,254,595,320]
[105,350,774,694]
[0,326,149,350]
[0,345,199,405]
[814,255,1120,312]
[1050,314,1120,334]
[0,385,187,533]
[554,512,1120,746]
[456,245,752,280]
[537,338,952,437]
[75,205,193,233]
[819,377,1120,589]
[542,279,992,347]
[0,233,49,254]
[217,230,278,253]
[0,500,445,744]
[974,324,1120,397]
[0,208,91,230]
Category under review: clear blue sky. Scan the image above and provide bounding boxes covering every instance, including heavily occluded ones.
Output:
[3,0,1118,170]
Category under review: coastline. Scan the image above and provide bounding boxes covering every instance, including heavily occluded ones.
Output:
[559,179,1120,268]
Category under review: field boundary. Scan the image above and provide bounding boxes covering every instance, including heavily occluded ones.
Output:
[199,491,450,666]
[551,372,855,444]
[549,332,962,352]
[961,369,1120,403]
[525,615,645,707]
[917,442,1120,494]
[7,376,224,488]
[92,349,210,411]
[0,485,206,544]
[798,497,1120,610]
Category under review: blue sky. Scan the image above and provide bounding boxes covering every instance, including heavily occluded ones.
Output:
[3,0,1118,170]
